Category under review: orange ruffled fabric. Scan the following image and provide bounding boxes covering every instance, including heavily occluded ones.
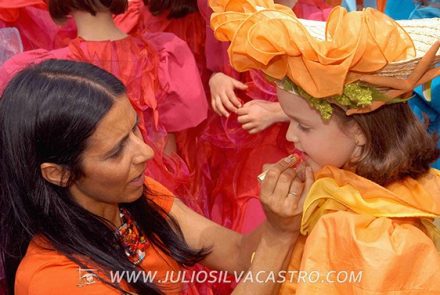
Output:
[279,166,440,294]
[209,0,415,98]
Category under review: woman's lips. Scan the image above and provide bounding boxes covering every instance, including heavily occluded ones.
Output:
[129,171,145,187]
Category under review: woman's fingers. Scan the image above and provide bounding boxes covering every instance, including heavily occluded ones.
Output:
[260,155,298,200]
[285,178,305,213]
[271,168,296,204]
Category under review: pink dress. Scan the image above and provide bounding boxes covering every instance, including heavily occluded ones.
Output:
[294,0,335,20]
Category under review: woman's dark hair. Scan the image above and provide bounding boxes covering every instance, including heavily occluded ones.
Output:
[0,59,208,294]
[144,0,198,19]
[48,0,128,21]
[333,102,439,186]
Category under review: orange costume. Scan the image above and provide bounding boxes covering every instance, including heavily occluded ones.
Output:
[209,0,440,293]
[15,178,194,295]
[281,166,440,294]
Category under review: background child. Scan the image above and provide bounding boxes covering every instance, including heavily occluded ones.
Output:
[211,1,440,293]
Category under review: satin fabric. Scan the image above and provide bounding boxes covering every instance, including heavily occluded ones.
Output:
[280,166,440,294]
[209,0,416,99]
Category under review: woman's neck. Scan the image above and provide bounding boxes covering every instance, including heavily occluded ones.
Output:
[72,10,128,41]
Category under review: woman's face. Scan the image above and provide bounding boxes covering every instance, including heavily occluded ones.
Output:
[277,88,362,173]
[69,95,154,207]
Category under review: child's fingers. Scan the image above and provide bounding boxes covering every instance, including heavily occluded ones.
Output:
[211,96,222,116]
[214,96,230,117]
[248,128,261,134]
[241,122,256,130]
[231,79,248,90]
[236,107,248,116]
[225,89,242,108]
[237,114,251,124]
[221,93,238,113]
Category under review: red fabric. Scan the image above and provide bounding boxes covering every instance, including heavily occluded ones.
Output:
[0,32,207,220]
[0,1,76,51]
[188,0,295,235]
[139,2,209,88]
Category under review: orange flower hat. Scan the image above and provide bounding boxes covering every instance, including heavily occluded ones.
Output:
[209,0,440,118]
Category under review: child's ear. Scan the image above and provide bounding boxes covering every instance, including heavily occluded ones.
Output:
[40,163,71,187]
[353,125,366,146]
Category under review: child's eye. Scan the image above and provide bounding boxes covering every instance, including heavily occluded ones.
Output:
[297,123,311,132]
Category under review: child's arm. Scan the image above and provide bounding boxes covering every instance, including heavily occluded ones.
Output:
[237,100,289,134]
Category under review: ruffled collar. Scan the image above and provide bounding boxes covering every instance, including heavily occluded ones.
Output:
[301,166,440,248]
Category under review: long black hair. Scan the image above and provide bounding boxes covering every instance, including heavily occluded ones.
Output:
[0,59,208,294]
[144,0,199,19]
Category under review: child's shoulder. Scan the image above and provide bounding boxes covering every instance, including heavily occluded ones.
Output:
[300,210,440,293]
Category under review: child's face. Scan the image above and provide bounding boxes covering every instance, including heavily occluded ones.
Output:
[278,88,363,173]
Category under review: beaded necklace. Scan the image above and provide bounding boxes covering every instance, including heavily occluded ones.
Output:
[116,208,150,265]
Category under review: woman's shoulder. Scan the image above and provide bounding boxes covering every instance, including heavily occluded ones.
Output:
[15,239,120,295]
[144,176,176,214]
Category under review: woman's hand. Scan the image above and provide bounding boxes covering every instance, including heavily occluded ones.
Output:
[260,155,314,239]
[209,72,248,117]
[237,100,289,134]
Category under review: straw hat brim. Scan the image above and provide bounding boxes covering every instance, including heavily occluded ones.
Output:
[299,17,440,80]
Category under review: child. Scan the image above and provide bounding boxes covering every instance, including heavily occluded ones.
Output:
[0,0,208,210]
[210,0,440,293]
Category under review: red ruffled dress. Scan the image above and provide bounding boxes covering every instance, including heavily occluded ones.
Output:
[191,0,339,234]
[187,0,295,235]
[118,0,209,87]
[0,31,208,215]
[0,0,77,50]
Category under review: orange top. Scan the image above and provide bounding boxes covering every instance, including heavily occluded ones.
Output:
[15,177,184,295]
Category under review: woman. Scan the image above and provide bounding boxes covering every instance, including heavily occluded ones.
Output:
[0,59,308,294]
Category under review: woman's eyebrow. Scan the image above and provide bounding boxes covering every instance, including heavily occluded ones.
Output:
[105,114,139,156]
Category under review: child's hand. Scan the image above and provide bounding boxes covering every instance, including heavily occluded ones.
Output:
[209,72,248,117]
[237,100,288,134]
[260,157,314,235]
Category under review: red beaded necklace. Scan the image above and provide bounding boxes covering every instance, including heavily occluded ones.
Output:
[116,208,150,265]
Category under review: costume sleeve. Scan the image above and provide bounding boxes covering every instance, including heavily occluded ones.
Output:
[145,32,208,132]
[296,211,440,294]
[113,0,144,34]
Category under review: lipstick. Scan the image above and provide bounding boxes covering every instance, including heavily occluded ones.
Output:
[257,151,303,182]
